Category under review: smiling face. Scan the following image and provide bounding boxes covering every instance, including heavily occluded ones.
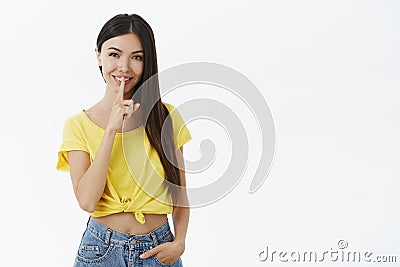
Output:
[96,33,144,96]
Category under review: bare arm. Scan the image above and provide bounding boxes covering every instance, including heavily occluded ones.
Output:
[172,145,190,248]
[67,79,138,213]
[68,128,116,212]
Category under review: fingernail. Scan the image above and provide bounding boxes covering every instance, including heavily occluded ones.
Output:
[139,254,144,258]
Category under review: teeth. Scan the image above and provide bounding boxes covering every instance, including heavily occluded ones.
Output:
[115,77,131,81]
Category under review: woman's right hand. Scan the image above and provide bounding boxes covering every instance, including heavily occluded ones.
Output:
[106,79,141,133]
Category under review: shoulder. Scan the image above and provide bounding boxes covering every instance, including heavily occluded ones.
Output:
[162,101,176,112]
[63,110,86,129]
[162,102,183,120]
[161,101,188,127]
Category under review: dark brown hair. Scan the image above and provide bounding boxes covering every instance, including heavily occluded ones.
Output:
[96,14,181,203]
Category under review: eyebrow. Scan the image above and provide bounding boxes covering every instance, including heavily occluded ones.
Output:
[107,47,144,54]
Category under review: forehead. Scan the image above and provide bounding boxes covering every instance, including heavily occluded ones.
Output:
[102,33,143,52]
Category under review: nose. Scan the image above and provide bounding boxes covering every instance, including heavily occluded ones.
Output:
[118,58,129,72]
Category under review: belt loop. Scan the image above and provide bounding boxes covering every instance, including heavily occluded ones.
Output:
[150,232,158,246]
[104,228,112,247]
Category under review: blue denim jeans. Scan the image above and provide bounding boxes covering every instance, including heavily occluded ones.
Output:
[73,216,183,267]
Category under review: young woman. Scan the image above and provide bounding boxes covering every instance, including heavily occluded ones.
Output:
[57,14,191,267]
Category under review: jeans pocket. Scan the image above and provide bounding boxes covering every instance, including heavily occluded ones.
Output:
[76,229,115,264]
[153,254,182,267]
[152,231,181,266]
[159,231,174,243]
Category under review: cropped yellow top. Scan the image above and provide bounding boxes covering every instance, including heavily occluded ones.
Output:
[56,102,192,224]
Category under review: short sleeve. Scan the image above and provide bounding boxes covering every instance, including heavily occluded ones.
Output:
[56,117,89,172]
[164,102,192,149]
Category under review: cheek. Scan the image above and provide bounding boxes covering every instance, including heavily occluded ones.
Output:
[102,58,117,73]
[131,62,144,75]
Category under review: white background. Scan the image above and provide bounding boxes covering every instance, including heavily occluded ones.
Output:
[0,0,399,266]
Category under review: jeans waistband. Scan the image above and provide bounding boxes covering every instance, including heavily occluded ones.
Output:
[85,216,171,247]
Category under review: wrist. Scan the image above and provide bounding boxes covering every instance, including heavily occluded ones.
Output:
[173,239,185,250]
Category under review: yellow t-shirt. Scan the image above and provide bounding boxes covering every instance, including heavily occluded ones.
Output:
[56,102,192,224]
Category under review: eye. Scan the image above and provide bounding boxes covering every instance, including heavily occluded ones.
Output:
[109,53,119,58]
[132,55,143,60]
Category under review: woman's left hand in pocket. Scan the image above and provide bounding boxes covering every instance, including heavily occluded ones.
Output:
[140,240,185,265]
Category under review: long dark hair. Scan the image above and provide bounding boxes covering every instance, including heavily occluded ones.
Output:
[96,14,181,203]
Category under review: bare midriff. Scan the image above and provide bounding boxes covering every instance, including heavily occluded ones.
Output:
[93,212,168,235]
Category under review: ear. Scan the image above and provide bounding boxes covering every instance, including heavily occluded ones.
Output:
[95,48,101,66]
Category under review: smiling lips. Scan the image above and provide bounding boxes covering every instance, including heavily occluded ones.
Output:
[113,75,133,85]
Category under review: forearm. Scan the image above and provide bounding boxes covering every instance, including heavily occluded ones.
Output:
[172,205,190,244]
[172,146,190,245]
[172,184,190,244]
[77,129,116,212]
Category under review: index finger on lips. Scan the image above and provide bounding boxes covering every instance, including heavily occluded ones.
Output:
[117,78,125,101]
